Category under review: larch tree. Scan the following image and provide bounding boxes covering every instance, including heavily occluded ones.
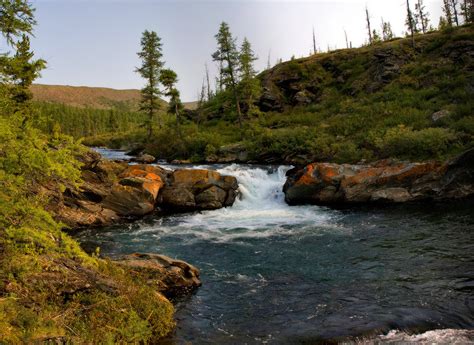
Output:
[381,19,394,41]
[160,68,183,136]
[3,33,45,121]
[136,30,164,139]
[443,0,454,26]
[312,27,317,54]
[205,62,212,101]
[451,0,460,25]
[0,0,36,46]
[415,0,430,33]
[238,37,261,117]
[366,7,373,44]
[406,0,416,48]
[461,0,473,22]
[212,22,243,135]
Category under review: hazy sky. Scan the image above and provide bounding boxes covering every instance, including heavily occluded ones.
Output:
[31,0,443,101]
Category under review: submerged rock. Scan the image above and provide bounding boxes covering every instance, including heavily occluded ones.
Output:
[284,148,474,205]
[116,253,201,298]
[132,153,156,164]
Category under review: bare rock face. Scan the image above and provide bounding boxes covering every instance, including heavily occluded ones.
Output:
[56,164,167,228]
[284,148,474,206]
[102,165,165,216]
[116,253,201,298]
[160,169,239,211]
[50,151,239,228]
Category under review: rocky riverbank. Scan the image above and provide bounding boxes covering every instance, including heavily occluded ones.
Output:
[46,150,239,229]
[284,148,474,206]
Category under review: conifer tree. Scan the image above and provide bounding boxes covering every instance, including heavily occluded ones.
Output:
[415,0,430,33]
[451,0,460,25]
[366,7,373,44]
[312,27,317,54]
[212,22,243,134]
[160,68,183,136]
[205,62,212,101]
[406,0,416,47]
[0,0,36,45]
[7,34,45,111]
[443,0,454,26]
[136,30,164,139]
[238,37,261,117]
[372,29,382,43]
[382,19,395,41]
[461,0,473,22]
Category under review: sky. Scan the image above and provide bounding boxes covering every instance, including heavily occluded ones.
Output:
[30,0,443,102]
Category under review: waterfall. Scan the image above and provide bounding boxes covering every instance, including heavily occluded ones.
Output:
[158,164,333,240]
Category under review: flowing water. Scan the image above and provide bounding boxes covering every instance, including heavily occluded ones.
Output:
[77,152,474,344]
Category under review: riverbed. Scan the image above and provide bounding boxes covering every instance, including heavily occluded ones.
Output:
[76,149,474,343]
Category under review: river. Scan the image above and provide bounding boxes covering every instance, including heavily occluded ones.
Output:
[77,149,474,344]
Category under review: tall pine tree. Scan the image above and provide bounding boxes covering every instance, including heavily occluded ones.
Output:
[212,22,243,135]
[160,68,183,136]
[406,0,416,48]
[415,0,430,33]
[136,30,164,139]
[238,37,261,117]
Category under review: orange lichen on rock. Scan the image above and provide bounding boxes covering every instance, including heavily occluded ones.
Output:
[294,164,317,186]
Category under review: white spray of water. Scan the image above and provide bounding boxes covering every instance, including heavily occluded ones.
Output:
[138,164,340,243]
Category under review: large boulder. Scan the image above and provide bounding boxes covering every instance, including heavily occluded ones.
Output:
[50,151,240,228]
[159,169,239,211]
[284,149,474,206]
[100,165,165,217]
[116,253,201,298]
[52,161,169,228]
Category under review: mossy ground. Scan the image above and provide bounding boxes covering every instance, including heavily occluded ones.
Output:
[0,226,175,343]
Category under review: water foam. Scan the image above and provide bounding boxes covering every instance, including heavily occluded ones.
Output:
[375,329,474,344]
[141,164,340,243]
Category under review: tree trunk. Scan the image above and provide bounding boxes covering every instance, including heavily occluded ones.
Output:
[452,0,460,25]
[366,8,373,44]
[175,102,181,137]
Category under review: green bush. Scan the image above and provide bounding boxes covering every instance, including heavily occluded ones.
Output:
[374,125,458,159]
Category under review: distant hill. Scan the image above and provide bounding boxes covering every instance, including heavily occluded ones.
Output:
[32,84,199,111]
[31,84,142,110]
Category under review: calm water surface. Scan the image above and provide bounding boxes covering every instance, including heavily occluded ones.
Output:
[77,155,474,344]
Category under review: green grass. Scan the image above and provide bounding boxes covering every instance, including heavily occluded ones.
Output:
[71,25,474,164]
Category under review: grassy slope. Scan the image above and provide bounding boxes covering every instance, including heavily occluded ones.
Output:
[0,152,175,343]
[192,25,474,164]
[35,26,474,163]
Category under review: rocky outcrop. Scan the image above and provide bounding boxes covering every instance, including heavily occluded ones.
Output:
[50,151,239,228]
[160,169,239,211]
[116,253,201,298]
[284,149,474,205]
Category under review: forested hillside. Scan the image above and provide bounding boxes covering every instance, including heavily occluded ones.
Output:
[86,25,474,164]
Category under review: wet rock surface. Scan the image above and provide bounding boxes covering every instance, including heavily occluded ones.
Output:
[284,148,474,205]
[160,169,239,211]
[116,253,201,298]
[49,151,239,228]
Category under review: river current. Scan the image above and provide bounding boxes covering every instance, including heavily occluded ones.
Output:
[77,149,474,343]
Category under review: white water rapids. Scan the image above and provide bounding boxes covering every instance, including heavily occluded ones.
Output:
[143,164,339,243]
